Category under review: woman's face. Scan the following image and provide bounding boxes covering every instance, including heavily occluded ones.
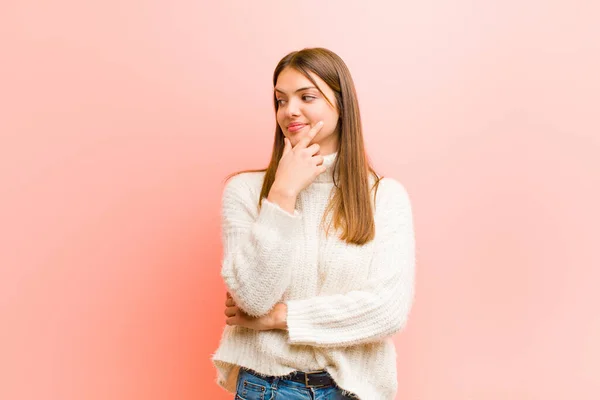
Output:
[275,67,340,155]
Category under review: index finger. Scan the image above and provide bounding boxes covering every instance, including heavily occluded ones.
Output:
[294,121,324,149]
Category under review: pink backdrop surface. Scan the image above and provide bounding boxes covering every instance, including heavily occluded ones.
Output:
[1,1,599,399]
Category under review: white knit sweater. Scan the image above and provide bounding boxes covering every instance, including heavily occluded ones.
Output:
[211,152,416,400]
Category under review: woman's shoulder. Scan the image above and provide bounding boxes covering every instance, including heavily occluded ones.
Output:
[222,171,266,204]
[372,176,412,214]
[224,170,265,189]
[377,177,409,195]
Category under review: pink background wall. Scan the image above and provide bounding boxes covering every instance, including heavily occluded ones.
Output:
[1,1,599,399]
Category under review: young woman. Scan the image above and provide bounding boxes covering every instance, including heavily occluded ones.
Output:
[212,47,416,400]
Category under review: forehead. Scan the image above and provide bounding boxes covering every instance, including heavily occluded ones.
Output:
[275,67,331,93]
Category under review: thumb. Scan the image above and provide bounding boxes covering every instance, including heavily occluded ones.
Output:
[282,137,291,156]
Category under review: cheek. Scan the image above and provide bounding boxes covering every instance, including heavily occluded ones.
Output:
[321,111,339,128]
[315,106,338,122]
[276,111,284,126]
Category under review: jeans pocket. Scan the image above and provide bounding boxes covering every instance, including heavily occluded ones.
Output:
[236,368,268,400]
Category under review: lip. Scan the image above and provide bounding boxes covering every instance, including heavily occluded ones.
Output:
[287,123,307,133]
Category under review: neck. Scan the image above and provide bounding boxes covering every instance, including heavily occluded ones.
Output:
[313,151,338,183]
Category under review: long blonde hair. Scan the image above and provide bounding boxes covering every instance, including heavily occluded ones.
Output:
[225,47,382,245]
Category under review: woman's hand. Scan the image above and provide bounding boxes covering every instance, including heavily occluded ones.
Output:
[224,292,288,331]
[271,121,326,198]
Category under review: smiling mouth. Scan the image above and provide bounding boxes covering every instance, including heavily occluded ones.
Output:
[287,124,307,133]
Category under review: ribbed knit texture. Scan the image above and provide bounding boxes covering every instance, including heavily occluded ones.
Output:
[212,152,416,400]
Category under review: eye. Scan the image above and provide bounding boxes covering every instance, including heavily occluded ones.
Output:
[303,95,316,102]
[276,99,287,106]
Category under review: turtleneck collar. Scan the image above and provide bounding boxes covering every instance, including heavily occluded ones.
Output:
[313,151,338,183]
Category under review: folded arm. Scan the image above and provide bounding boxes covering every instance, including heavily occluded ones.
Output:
[284,179,416,347]
[220,175,302,317]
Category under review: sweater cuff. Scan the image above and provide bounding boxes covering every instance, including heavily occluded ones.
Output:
[284,298,321,345]
[256,198,301,239]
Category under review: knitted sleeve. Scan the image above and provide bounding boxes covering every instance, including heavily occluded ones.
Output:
[220,174,302,317]
[284,178,415,347]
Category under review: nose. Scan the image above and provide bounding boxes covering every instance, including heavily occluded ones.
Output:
[284,98,301,118]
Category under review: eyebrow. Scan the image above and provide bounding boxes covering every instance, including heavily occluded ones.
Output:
[274,86,317,95]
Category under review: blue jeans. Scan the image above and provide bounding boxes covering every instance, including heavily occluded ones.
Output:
[235,367,359,400]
